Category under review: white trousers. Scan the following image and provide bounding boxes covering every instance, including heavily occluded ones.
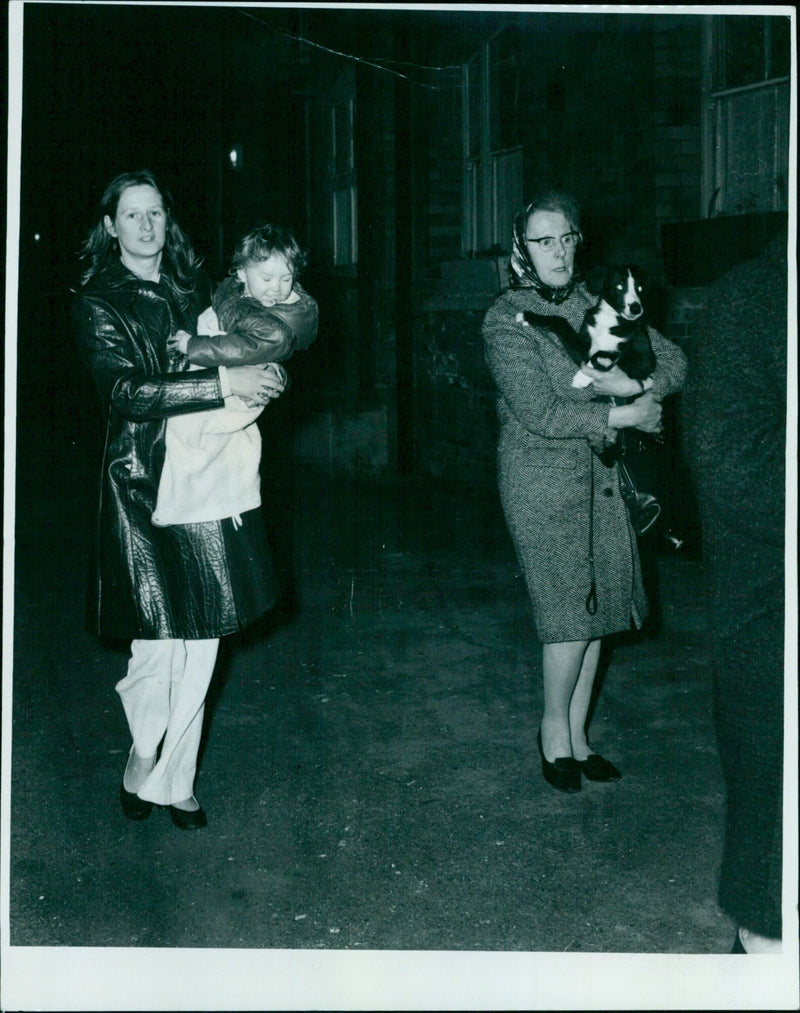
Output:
[116,638,219,805]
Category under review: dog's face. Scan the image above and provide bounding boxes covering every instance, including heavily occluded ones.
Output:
[602,266,645,321]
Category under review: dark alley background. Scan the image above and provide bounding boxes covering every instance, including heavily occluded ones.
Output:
[5,3,796,1010]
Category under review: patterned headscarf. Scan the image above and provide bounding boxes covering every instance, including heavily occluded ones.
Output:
[508,200,581,303]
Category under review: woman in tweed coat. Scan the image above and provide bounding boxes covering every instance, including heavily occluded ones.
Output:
[483,191,687,792]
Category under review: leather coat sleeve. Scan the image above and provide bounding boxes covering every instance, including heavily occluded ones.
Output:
[75,295,225,421]
[186,315,296,366]
[188,283,319,367]
[271,283,319,350]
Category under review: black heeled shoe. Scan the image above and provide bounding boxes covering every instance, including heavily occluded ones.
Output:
[537,731,581,793]
[120,783,153,821]
[169,802,207,830]
[577,753,622,782]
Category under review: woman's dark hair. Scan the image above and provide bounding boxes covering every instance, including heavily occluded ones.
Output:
[231,224,309,276]
[79,169,200,299]
[522,189,582,235]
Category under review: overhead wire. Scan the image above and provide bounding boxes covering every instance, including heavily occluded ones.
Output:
[235,7,466,90]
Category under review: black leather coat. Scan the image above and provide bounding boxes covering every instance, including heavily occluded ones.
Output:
[187,275,318,366]
[74,259,277,640]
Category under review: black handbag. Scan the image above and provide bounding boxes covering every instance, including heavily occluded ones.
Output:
[617,458,662,536]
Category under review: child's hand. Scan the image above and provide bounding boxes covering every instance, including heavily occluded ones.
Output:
[168,329,192,356]
[197,306,222,336]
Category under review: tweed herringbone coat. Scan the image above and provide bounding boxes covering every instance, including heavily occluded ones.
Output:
[483,282,688,642]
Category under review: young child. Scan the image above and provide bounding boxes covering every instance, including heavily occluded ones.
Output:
[152,224,318,527]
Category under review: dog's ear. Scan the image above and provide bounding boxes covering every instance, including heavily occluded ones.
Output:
[629,265,648,287]
[584,264,607,296]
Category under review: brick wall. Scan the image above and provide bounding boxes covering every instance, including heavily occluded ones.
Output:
[417,66,465,268]
[665,286,707,344]
[413,301,498,487]
[651,20,704,231]
[412,260,502,487]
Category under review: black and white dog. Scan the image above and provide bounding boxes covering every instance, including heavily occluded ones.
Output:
[517,264,656,390]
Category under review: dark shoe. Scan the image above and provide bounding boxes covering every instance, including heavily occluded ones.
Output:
[169,804,208,830]
[120,783,153,821]
[577,753,622,782]
[537,731,581,792]
[731,930,747,954]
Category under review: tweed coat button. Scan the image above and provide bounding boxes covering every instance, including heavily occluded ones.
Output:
[603,487,614,497]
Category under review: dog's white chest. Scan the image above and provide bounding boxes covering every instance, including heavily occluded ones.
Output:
[571,302,624,388]
[586,302,623,354]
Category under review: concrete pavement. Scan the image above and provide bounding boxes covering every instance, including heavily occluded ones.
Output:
[10,412,735,957]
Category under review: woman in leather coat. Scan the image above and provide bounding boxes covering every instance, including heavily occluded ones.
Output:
[74,170,286,829]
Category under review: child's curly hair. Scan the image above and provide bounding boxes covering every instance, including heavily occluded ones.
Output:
[231,224,309,275]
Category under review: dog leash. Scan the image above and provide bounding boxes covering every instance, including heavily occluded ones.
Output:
[586,447,598,615]
[584,386,659,615]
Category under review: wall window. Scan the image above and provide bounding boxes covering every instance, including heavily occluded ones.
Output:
[308,80,358,268]
[702,15,790,216]
[330,98,358,265]
[463,27,523,254]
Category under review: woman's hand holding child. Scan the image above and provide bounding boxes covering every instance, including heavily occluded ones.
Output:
[227,363,287,406]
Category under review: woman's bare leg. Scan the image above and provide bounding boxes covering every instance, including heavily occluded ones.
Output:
[540,640,589,760]
[568,638,602,761]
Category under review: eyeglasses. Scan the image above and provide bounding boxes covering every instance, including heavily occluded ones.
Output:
[525,232,581,252]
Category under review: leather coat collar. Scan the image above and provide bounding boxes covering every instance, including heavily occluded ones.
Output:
[87,257,167,309]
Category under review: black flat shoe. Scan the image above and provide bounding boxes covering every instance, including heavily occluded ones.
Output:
[120,783,153,821]
[169,804,207,830]
[577,753,622,782]
[731,930,747,954]
[537,731,581,793]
